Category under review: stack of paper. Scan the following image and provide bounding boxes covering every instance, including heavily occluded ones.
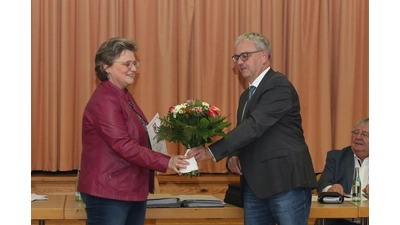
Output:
[31,193,48,202]
[362,192,369,200]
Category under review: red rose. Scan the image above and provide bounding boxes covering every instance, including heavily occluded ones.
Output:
[168,105,175,113]
[207,105,220,117]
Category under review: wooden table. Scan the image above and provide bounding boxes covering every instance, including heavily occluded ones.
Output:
[64,194,243,220]
[35,194,368,225]
[349,200,369,225]
[310,201,358,218]
[64,195,87,220]
[31,195,66,225]
[311,201,359,225]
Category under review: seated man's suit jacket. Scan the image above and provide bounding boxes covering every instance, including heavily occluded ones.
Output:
[317,146,355,194]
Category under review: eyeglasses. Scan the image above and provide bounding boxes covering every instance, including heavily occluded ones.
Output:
[232,50,264,63]
[114,60,140,69]
[351,130,369,138]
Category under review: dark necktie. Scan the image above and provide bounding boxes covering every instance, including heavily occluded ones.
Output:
[241,85,256,122]
[249,85,256,100]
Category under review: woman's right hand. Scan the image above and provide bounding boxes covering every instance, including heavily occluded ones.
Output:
[168,155,190,173]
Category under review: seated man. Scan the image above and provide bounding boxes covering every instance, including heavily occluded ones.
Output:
[316,117,369,225]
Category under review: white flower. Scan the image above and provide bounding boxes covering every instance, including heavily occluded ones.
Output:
[202,102,210,110]
[172,103,186,117]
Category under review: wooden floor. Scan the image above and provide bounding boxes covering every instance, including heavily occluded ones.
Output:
[31,171,316,225]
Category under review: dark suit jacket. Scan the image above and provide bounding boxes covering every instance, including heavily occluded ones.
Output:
[317,146,355,194]
[210,68,317,199]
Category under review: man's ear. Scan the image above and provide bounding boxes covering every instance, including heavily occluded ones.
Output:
[262,51,269,62]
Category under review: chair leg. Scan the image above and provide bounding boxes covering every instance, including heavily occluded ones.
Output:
[361,218,368,225]
[314,218,325,225]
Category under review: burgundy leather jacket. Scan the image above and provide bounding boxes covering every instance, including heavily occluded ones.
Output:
[78,81,170,201]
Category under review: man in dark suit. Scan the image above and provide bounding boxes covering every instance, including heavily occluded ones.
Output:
[187,32,317,225]
[316,117,369,225]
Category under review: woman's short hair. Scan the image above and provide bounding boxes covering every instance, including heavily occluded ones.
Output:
[94,37,138,81]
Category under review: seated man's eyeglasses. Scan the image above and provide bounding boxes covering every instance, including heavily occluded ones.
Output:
[351,130,369,138]
[114,60,140,69]
[232,50,264,63]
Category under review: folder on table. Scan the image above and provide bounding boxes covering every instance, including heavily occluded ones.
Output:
[147,194,224,208]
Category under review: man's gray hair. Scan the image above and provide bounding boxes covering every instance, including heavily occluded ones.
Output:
[234,32,272,58]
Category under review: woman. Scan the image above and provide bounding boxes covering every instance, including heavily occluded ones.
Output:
[78,37,189,225]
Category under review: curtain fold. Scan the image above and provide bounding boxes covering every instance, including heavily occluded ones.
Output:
[31,0,369,173]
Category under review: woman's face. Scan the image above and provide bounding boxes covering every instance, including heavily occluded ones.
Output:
[105,50,138,89]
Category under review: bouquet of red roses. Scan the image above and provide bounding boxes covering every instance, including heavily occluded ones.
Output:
[157,99,231,177]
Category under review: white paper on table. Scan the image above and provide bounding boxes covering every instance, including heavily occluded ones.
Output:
[180,149,199,173]
[31,193,48,202]
[147,113,168,155]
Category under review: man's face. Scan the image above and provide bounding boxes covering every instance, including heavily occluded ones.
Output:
[351,124,369,160]
[235,41,269,83]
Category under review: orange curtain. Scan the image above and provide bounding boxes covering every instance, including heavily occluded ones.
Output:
[31,0,369,173]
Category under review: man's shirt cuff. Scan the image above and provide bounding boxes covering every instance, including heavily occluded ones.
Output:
[207,147,216,162]
[322,185,332,192]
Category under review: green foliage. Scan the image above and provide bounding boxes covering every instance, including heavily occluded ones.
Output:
[157,100,231,149]
[156,99,232,178]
